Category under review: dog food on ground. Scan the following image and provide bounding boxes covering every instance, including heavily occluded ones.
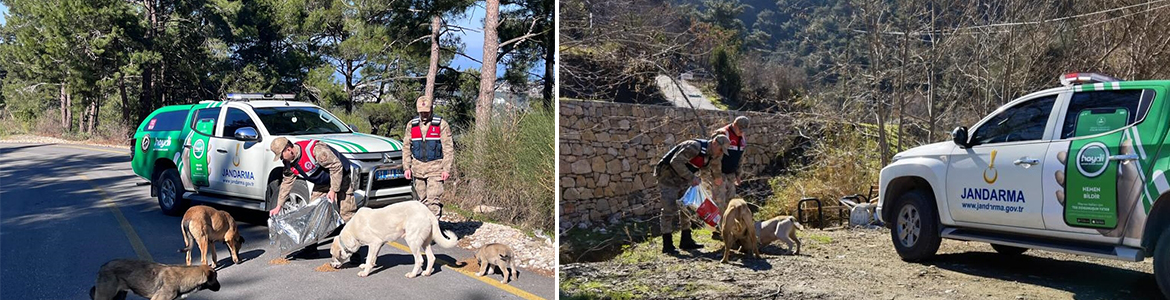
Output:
[267,258,290,265]
[314,263,339,272]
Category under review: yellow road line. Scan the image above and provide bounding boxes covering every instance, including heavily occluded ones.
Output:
[79,174,154,262]
[386,241,545,300]
[56,144,127,155]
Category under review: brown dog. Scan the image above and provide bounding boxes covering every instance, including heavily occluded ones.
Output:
[475,243,518,284]
[179,205,244,268]
[90,259,220,300]
[721,198,760,263]
[756,216,804,255]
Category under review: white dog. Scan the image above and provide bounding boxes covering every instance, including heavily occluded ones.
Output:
[329,201,459,278]
[755,216,804,255]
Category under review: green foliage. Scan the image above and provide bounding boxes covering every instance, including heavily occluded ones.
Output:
[710,45,742,103]
[356,101,415,139]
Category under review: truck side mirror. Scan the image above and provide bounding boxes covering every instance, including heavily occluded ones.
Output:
[952,126,970,148]
[348,123,360,133]
[234,127,259,142]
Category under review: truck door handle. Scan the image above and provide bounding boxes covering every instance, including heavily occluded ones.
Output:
[1013,158,1039,166]
[216,148,228,153]
[1109,154,1139,162]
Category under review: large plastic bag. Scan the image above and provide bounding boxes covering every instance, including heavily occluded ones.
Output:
[679,184,722,228]
[268,197,343,255]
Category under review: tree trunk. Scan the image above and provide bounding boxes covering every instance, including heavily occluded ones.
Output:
[425,16,441,100]
[90,98,99,134]
[543,33,553,107]
[345,60,355,113]
[138,0,158,123]
[476,0,501,133]
[60,84,69,132]
[118,69,131,138]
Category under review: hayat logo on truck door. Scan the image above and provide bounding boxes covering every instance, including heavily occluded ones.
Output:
[1076,142,1109,178]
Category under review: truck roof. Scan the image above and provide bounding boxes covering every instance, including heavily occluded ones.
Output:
[196,100,319,108]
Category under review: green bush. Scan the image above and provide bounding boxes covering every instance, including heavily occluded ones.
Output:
[451,104,555,232]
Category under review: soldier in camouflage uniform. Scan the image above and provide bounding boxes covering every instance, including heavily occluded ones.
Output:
[655,134,729,254]
[403,96,454,217]
[269,136,356,258]
[710,116,749,240]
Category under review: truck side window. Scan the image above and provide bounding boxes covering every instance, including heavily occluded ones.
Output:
[221,108,258,138]
[1059,89,1154,139]
[191,108,220,135]
[144,111,187,131]
[970,95,1057,145]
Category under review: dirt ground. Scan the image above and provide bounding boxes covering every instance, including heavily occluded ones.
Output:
[560,226,1162,300]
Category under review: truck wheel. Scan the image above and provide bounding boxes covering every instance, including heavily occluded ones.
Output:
[266,179,310,213]
[891,189,941,262]
[1154,227,1170,297]
[156,169,188,216]
[990,244,1028,256]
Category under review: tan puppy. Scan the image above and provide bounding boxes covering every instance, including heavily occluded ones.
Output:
[756,216,804,255]
[90,259,220,300]
[475,243,518,284]
[721,198,761,263]
[329,201,459,278]
[179,206,244,268]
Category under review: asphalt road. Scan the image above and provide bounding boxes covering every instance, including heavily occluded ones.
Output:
[0,142,554,300]
[655,74,720,110]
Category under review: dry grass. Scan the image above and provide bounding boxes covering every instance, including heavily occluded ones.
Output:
[449,105,554,233]
[761,123,891,224]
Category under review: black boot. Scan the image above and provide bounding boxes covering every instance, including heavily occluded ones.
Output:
[711,231,722,241]
[679,230,703,250]
[661,234,677,254]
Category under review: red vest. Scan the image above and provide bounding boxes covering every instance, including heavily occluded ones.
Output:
[289,140,330,185]
[409,117,444,162]
[723,124,746,151]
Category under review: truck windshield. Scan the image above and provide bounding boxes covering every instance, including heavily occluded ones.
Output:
[254,107,351,135]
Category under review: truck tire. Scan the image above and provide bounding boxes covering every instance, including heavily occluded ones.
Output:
[1154,227,1170,297]
[891,189,942,262]
[990,244,1028,256]
[156,169,188,216]
[266,179,310,213]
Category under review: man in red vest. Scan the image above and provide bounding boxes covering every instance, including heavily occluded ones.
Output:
[710,116,749,240]
[403,95,453,217]
[269,136,355,258]
[654,134,729,254]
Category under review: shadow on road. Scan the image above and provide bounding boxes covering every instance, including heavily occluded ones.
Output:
[211,249,266,270]
[929,251,1159,300]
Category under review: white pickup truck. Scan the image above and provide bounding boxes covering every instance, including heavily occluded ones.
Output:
[877,73,1170,296]
[131,93,413,215]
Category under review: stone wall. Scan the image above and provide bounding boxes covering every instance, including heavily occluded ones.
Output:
[559,100,796,231]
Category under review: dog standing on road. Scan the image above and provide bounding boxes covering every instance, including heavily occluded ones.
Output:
[329,201,459,278]
[475,243,518,284]
[756,216,804,255]
[721,198,761,263]
[179,205,244,268]
[90,259,220,300]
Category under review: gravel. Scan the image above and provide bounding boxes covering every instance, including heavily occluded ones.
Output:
[441,213,555,276]
[561,226,1160,299]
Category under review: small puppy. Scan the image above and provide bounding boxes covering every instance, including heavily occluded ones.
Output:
[721,198,761,263]
[179,205,244,268]
[90,259,220,300]
[329,201,459,278]
[475,243,518,284]
[756,216,804,255]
